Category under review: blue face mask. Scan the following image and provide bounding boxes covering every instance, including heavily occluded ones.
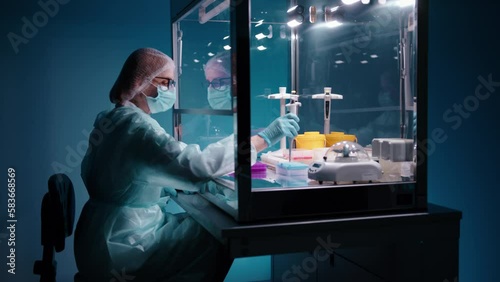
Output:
[207,87,231,110]
[146,84,176,114]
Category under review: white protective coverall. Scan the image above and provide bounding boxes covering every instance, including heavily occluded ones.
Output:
[74,103,256,281]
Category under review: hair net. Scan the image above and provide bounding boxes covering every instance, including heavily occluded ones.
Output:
[204,52,231,77]
[109,48,175,104]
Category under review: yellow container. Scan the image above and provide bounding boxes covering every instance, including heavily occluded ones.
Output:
[325,132,345,147]
[295,131,326,149]
[325,132,358,147]
[343,134,358,143]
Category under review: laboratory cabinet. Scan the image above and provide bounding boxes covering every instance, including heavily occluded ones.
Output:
[173,195,461,282]
[171,0,428,222]
[272,235,459,282]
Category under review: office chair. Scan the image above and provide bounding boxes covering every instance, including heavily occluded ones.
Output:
[33,173,75,282]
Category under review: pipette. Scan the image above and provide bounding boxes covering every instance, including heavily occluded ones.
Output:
[286,93,301,162]
[311,87,343,134]
[267,87,299,156]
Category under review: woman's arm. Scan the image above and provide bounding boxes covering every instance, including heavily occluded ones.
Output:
[251,135,268,152]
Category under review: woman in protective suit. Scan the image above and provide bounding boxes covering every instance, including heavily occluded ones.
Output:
[73,48,300,281]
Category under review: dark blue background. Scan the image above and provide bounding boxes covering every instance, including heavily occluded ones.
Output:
[427,1,500,281]
[1,0,499,281]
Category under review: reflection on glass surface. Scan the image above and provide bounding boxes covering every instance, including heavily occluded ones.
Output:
[178,113,233,150]
[173,0,420,220]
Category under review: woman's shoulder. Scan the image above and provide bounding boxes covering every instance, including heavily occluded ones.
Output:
[115,105,168,133]
[90,104,171,144]
[91,105,145,129]
[107,104,148,123]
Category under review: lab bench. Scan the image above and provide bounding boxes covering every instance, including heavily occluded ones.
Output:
[173,193,461,282]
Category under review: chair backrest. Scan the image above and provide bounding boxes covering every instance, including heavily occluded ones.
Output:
[34,173,76,281]
[42,173,75,252]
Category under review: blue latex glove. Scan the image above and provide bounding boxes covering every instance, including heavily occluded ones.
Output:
[163,187,178,198]
[258,113,300,147]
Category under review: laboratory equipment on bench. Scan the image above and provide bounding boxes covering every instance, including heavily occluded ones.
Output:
[311,87,343,135]
[276,161,309,187]
[228,161,267,179]
[267,87,299,156]
[371,138,414,162]
[371,138,415,181]
[295,132,326,150]
[325,132,357,147]
[308,141,382,184]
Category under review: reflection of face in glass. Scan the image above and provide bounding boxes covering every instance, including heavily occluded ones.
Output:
[205,53,233,109]
[207,87,231,109]
[205,77,231,109]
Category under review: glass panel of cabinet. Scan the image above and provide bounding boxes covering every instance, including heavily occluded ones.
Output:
[171,0,427,222]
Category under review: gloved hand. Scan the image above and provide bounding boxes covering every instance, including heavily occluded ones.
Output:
[163,187,178,198]
[258,113,300,147]
[198,180,219,194]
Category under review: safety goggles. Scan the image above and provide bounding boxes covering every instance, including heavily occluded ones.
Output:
[154,76,176,91]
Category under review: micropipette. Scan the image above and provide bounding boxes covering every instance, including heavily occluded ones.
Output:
[267,87,299,156]
[286,93,301,162]
[311,87,343,134]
